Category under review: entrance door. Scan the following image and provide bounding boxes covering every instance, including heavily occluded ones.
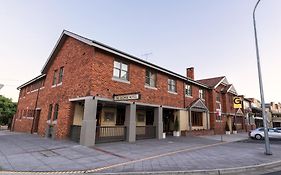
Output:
[163,109,175,135]
[33,110,41,133]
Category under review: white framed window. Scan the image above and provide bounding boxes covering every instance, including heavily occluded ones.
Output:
[185,84,192,96]
[53,104,59,121]
[199,89,205,100]
[113,60,128,80]
[47,104,53,120]
[168,78,177,92]
[145,69,156,87]
[58,67,64,84]
[52,70,57,86]
[216,92,220,102]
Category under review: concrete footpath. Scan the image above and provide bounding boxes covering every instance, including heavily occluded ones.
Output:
[0,130,281,175]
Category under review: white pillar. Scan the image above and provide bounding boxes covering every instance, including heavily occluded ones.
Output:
[125,103,136,142]
[154,106,163,139]
[80,97,97,147]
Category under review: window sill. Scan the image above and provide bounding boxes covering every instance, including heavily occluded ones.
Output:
[112,77,130,84]
[57,82,62,86]
[185,95,193,98]
[216,101,221,103]
[145,85,157,90]
[30,89,38,93]
[51,83,62,88]
[168,91,178,95]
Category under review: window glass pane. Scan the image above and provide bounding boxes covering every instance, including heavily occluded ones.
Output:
[53,104,59,120]
[52,70,57,85]
[150,79,155,87]
[114,61,120,68]
[58,67,64,83]
[146,70,150,77]
[121,70,128,79]
[113,68,120,77]
[48,104,52,120]
[145,77,150,85]
[121,63,128,71]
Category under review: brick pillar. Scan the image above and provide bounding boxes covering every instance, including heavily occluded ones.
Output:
[80,97,97,147]
[206,111,210,129]
[154,106,163,139]
[189,110,192,130]
[125,103,136,142]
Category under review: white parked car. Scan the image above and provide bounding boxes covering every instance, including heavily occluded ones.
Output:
[249,128,281,140]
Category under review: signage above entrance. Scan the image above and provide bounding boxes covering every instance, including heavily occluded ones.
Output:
[113,93,141,101]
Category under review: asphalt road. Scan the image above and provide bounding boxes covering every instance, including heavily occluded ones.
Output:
[238,138,281,145]
[262,170,281,175]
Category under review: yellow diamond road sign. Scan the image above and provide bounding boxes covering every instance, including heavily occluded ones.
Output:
[233,97,242,109]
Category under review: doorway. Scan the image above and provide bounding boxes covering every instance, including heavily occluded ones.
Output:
[163,109,175,135]
[33,109,41,133]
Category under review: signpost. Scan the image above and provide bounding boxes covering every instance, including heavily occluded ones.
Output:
[233,96,242,133]
[216,104,223,142]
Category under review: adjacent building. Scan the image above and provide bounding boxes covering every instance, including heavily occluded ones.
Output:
[266,102,281,127]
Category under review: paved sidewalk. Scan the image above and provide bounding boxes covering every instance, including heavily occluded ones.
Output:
[0,130,281,175]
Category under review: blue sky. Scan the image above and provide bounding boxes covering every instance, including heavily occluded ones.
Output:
[0,0,280,102]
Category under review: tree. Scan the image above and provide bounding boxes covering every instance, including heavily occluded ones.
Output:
[0,95,17,125]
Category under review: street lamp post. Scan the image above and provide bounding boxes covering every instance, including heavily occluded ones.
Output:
[253,0,272,155]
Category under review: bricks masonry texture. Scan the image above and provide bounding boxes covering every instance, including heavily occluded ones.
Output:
[13,31,248,139]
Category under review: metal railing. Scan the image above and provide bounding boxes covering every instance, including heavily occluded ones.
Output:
[136,125,156,140]
[96,126,126,143]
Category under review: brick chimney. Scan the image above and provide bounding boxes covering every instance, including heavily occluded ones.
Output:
[186,67,194,80]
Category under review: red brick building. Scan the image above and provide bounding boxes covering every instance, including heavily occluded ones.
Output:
[198,76,245,134]
[13,30,244,146]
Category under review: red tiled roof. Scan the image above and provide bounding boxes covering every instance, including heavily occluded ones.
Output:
[197,76,225,88]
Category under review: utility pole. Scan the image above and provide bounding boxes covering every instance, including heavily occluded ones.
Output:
[253,0,272,155]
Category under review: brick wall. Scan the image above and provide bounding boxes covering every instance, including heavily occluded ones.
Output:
[91,48,186,108]
[15,36,95,139]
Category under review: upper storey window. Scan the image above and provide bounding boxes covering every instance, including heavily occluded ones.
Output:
[216,92,221,102]
[52,70,58,86]
[185,84,192,96]
[113,60,128,81]
[168,78,177,93]
[58,67,64,84]
[199,89,205,100]
[145,69,156,87]
[52,66,64,87]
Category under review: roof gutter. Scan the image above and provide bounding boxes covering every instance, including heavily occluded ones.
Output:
[17,74,46,90]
